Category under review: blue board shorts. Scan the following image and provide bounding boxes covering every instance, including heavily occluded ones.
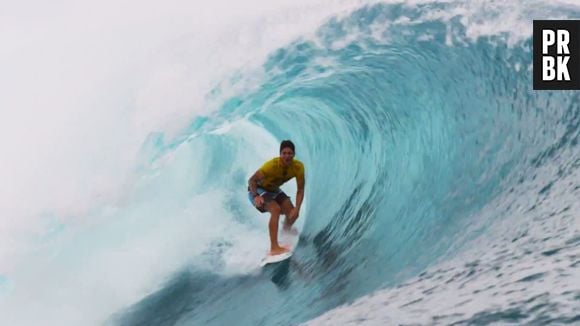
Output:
[247,187,289,213]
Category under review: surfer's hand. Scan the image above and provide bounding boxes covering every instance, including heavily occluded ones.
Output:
[253,195,264,207]
[289,207,299,220]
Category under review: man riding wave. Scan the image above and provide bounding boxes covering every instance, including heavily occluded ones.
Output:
[248,140,305,256]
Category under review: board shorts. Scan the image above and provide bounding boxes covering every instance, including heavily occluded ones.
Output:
[247,187,290,213]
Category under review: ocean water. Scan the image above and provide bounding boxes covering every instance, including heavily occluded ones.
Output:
[1,0,579,325]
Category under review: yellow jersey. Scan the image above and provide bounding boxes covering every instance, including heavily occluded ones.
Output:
[258,157,305,192]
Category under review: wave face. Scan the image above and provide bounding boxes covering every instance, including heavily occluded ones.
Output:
[2,1,580,326]
[113,2,580,325]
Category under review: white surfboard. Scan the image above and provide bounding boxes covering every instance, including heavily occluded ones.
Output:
[260,227,299,267]
[260,251,292,267]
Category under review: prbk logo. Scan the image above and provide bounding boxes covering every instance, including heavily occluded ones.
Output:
[534,20,580,90]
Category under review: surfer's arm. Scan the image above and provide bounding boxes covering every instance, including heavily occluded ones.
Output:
[248,170,264,197]
[295,175,305,210]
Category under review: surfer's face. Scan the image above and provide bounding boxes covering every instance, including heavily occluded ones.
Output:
[280,148,294,166]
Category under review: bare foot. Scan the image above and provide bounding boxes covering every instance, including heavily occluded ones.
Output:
[269,245,290,256]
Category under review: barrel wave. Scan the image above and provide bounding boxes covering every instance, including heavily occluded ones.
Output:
[113,2,580,326]
[1,1,579,326]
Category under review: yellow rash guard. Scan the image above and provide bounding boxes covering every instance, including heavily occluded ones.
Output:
[258,157,304,192]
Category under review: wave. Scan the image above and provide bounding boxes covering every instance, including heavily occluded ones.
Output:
[1,1,579,325]
[114,1,580,325]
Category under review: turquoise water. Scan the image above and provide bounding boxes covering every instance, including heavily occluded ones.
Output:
[1,1,579,325]
[112,2,580,325]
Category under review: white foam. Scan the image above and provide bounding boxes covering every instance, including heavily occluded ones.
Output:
[0,0,368,274]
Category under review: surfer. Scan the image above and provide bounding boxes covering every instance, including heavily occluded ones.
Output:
[248,140,305,256]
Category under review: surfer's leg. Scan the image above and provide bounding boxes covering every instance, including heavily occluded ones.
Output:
[279,197,297,231]
[266,201,289,255]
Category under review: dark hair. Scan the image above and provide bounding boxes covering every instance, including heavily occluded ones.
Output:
[280,140,295,153]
